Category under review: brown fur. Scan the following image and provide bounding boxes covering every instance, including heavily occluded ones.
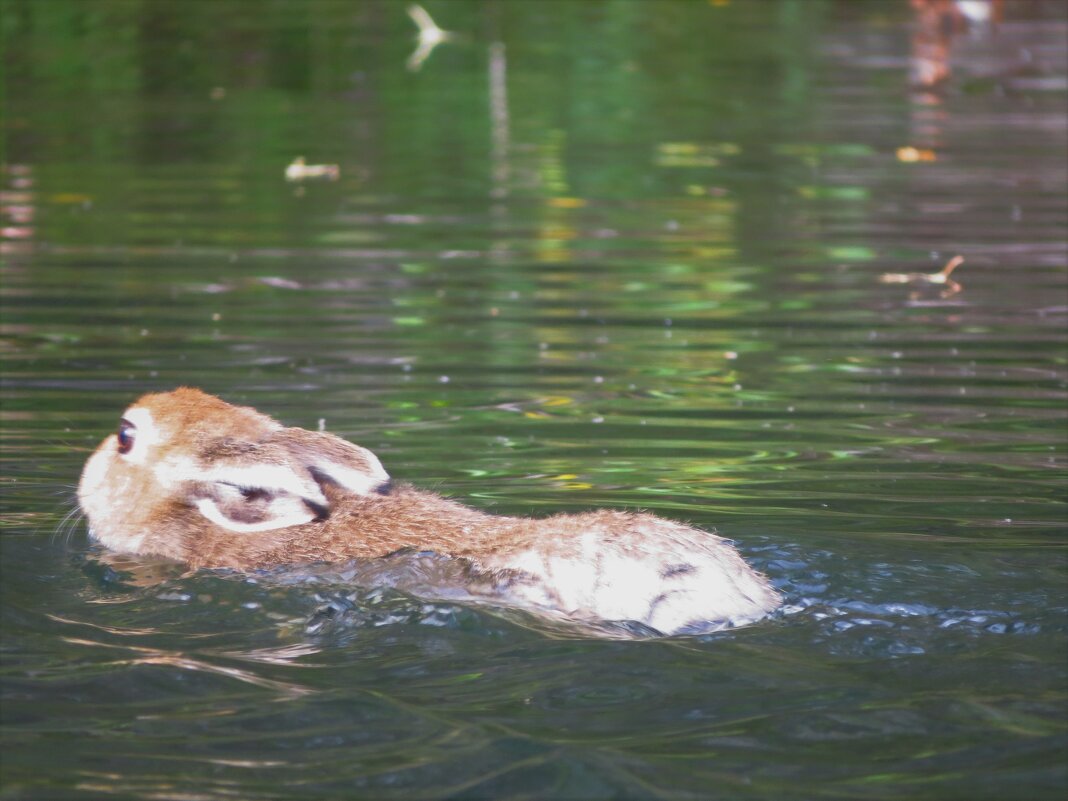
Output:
[78,388,781,634]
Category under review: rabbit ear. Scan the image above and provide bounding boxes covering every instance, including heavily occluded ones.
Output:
[188,429,390,534]
[192,480,323,534]
[275,428,391,497]
[190,454,330,534]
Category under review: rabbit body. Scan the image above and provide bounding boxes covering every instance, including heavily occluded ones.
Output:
[79,388,780,635]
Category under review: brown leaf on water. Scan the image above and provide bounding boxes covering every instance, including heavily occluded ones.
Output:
[878,255,964,298]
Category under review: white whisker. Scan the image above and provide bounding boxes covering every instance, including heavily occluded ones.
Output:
[53,502,87,548]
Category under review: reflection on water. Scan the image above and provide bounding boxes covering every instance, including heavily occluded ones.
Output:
[2,0,1066,799]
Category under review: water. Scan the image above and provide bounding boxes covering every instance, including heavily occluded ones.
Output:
[2,0,1066,798]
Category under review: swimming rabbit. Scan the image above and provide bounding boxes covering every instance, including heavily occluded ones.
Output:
[78,388,780,635]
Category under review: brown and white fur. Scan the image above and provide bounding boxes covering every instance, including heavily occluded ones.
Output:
[78,388,781,635]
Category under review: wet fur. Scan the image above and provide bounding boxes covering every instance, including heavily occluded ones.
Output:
[78,388,781,635]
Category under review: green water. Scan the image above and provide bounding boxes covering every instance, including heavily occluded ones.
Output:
[2,1,1066,798]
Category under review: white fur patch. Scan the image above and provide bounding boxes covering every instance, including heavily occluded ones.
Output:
[204,463,328,507]
[120,407,162,465]
[314,451,390,496]
[153,458,328,510]
[194,497,316,533]
[79,445,113,498]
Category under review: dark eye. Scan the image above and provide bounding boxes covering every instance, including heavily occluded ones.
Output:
[117,419,136,454]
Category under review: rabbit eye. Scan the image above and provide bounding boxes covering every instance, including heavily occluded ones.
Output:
[117,419,136,454]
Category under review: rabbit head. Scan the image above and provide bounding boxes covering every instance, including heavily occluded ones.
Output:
[77,387,390,563]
